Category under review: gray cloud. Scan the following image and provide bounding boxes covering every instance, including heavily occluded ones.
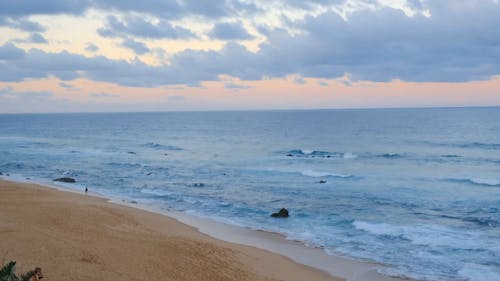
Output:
[28,33,48,43]
[0,43,26,60]
[249,0,500,82]
[0,16,45,32]
[168,95,186,101]
[0,85,52,100]
[89,92,119,98]
[0,45,172,86]
[294,77,306,84]
[85,43,99,52]
[12,33,48,44]
[0,0,91,16]
[224,83,252,89]
[1,1,499,86]
[98,15,197,40]
[0,0,259,36]
[103,0,259,19]
[121,38,150,55]
[209,22,254,40]
[59,82,75,89]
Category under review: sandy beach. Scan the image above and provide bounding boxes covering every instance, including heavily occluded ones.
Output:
[0,179,343,281]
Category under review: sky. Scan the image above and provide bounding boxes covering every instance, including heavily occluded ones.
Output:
[0,0,499,113]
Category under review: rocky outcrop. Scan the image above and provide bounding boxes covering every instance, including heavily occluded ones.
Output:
[53,177,76,183]
[271,208,289,218]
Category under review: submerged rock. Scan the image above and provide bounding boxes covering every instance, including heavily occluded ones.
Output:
[53,177,76,183]
[271,208,289,218]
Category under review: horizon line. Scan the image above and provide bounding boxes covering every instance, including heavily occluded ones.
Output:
[1,105,499,115]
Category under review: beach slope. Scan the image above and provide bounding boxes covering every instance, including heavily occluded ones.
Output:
[0,180,342,281]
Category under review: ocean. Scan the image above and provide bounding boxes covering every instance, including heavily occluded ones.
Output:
[0,107,499,281]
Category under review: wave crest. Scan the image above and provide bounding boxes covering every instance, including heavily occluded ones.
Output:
[142,142,183,151]
[447,178,500,187]
[286,149,356,159]
[301,170,353,178]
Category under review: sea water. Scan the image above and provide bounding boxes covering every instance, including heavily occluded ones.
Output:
[0,108,499,281]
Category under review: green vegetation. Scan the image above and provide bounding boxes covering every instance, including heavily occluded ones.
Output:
[0,261,35,281]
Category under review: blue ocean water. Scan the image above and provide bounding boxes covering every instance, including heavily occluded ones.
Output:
[1,108,499,281]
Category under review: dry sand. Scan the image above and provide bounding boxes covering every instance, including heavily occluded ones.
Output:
[0,179,343,281]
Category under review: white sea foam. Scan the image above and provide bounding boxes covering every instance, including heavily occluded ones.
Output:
[342,152,357,159]
[459,263,500,281]
[140,188,175,197]
[469,178,500,186]
[353,221,399,236]
[301,170,351,178]
[353,221,497,251]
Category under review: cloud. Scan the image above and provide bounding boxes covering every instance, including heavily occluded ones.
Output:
[0,0,91,16]
[224,82,252,89]
[294,76,306,84]
[0,16,45,32]
[94,0,257,19]
[0,43,26,60]
[168,95,185,101]
[85,43,99,52]
[28,33,48,43]
[318,80,329,87]
[12,32,48,44]
[209,22,254,40]
[0,85,52,100]
[1,1,499,87]
[251,1,500,82]
[89,92,119,98]
[98,15,197,40]
[59,82,76,89]
[121,38,150,55]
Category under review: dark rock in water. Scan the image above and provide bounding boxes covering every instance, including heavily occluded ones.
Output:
[127,151,136,154]
[164,153,169,156]
[319,180,327,184]
[271,208,289,218]
[287,154,293,157]
[26,177,31,180]
[0,172,3,175]
[53,177,76,183]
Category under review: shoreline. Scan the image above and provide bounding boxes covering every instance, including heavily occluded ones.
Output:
[0,176,405,281]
